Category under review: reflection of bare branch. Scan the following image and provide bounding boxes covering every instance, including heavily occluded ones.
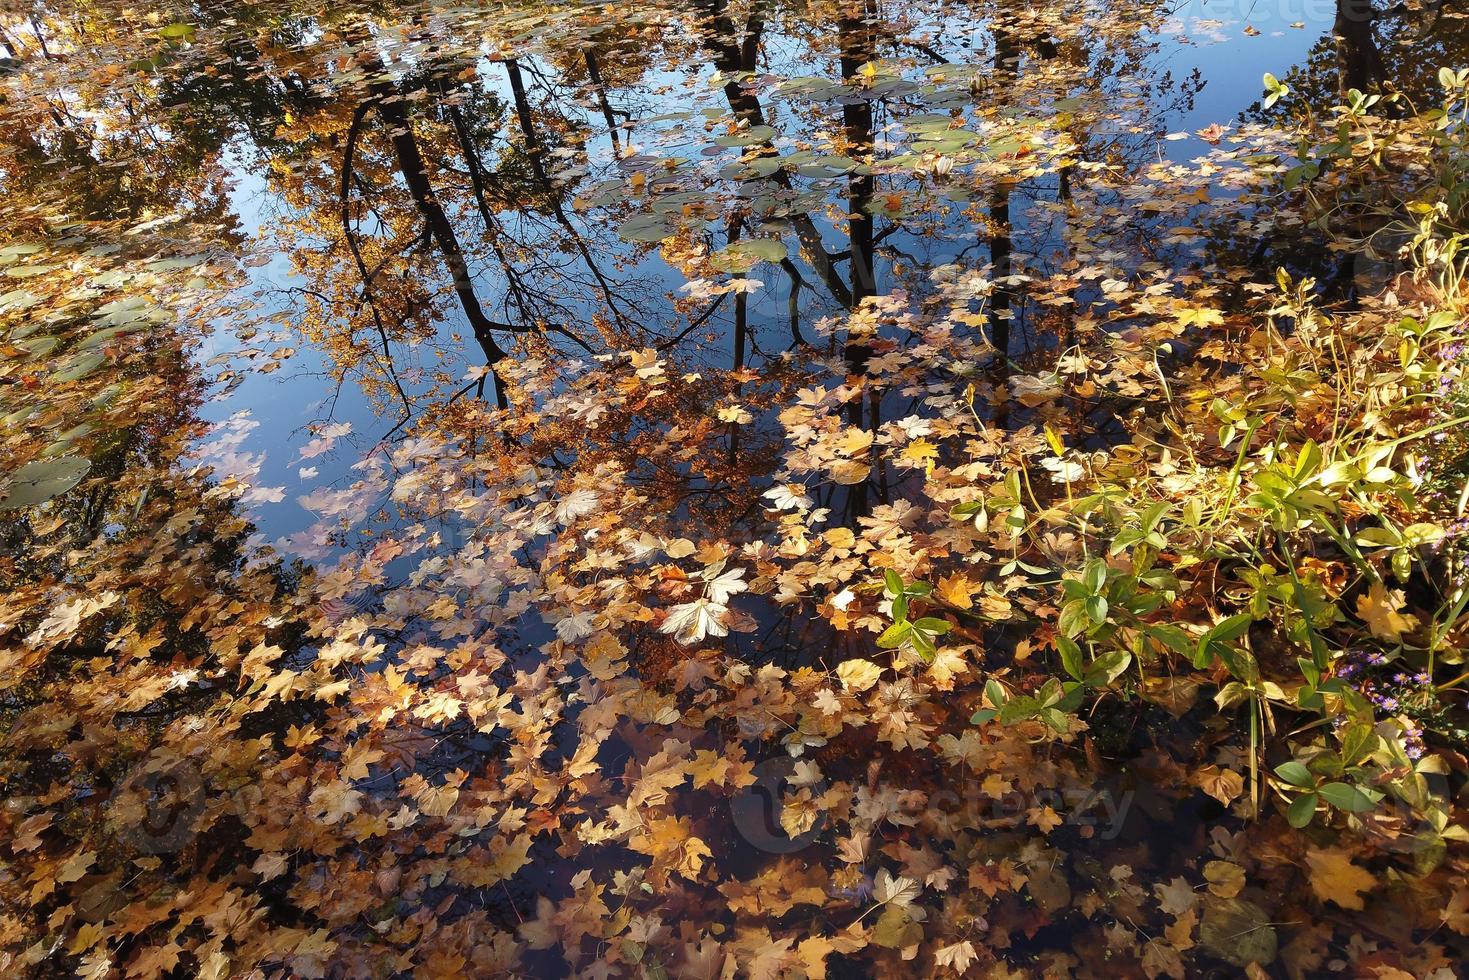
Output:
[444,98,537,324]
[505,59,637,331]
[656,294,729,351]
[340,98,413,417]
[894,38,950,65]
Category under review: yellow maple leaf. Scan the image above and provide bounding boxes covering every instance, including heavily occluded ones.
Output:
[836,658,883,692]
[836,428,875,456]
[936,572,974,610]
[1174,305,1225,329]
[689,749,732,789]
[1203,860,1245,898]
[1356,581,1419,640]
[901,438,939,474]
[1304,846,1376,910]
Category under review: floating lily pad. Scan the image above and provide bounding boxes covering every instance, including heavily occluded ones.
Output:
[52,351,105,383]
[0,457,91,510]
[712,125,775,147]
[5,264,63,279]
[616,213,676,244]
[709,237,788,273]
[77,326,135,350]
[15,335,59,358]
[0,288,40,313]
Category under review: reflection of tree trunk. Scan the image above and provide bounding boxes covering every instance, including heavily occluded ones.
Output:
[989,190,1012,358]
[781,259,808,346]
[989,31,1018,430]
[840,11,876,305]
[1329,0,1383,302]
[370,81,511,408]
[583,49,622,153]
[505,59,549,185]
[1334,0,1384,95]
[696,0,853,311]
[838,6,877,519]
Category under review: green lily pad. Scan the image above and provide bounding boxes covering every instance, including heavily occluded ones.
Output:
[5,264,63,279]
[15,335,58,358]
[77,327,134,350]
[0,457,91,510]
[616,213,675,244]
[712,125,775,147]
[711,238,788,272]
[52,351,105,383]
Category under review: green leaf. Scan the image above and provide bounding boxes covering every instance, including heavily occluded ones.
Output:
[1339,724,1379,766]
[1286,792,1318,828]
[884,569,904,596]
[911,617,952,635]
[998,695,1039,725]
[1146,625,1192,657]
[969,708,998,725]
[1195,613,1253,670]
[1317,782,1376,813]
[1274,761,1315,788]
[1056,635,1083,681]
[909,627,936,663]
[1084,594,1109,627]
[1083,650,1131,688]
[875,621,911,649]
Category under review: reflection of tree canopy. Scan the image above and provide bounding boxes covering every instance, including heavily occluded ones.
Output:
[94,0,1205,418]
